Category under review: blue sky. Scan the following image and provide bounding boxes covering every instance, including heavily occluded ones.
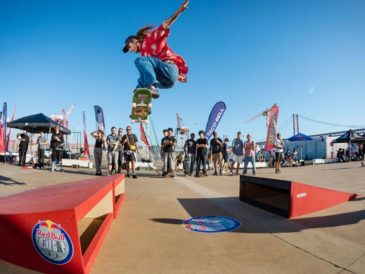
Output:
[1,0,365,144]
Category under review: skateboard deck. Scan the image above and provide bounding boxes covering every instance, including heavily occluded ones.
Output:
[130,88,153,121]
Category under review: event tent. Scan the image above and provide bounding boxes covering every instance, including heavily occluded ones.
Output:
[7,113,71,134]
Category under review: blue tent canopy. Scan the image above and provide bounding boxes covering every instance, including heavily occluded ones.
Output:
[288,133,313,141]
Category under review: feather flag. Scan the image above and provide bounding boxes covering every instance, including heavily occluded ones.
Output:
[205,101,226,140]
[94,105,105,131]
[83,111,90,158]
[265,105,279,151]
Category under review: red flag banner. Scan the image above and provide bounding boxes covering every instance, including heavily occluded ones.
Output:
[83,111,90,158]
[6,106,16,151]
[139,121,150,150]
[0,116,4,153]
[265,105,279,151]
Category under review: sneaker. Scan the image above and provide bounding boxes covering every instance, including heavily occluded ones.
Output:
[213,171,218,176]
[219,171,223,176]
[126,173,130,178]
[133,174,138,179]
[194,173,200,177]
[149,86,160,99]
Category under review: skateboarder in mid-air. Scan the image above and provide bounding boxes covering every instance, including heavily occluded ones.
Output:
[122,0,189,99]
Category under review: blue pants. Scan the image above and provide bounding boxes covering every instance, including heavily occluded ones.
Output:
[243,156,256,175]
[135,56,178,89]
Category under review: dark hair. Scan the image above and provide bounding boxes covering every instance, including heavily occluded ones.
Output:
[198,130,205,135]
[224,138,229,142]
[97,130,104,138]
[111,127,116,130]
[135,25,154,42]
[237,131,241,135]
[163,129,167,133]
[190,133,195,137]
[168,128,173,132]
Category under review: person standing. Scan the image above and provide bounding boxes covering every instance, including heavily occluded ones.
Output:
[106,127,119,175]
[274,133,284,174]
[160,129,168,173]
[162,128,177,177]
[36,131,47,169]
[184,133,197,176]
[17,131,29,166]
[222,138,230,174]
[210,131,223,176]
[122,126,139,178]
[50,126,64,172]
[117,128,124,173]
[243,134,256,176]
[195,130,208,177]
[90,130,105,176]
[230,131,244,175]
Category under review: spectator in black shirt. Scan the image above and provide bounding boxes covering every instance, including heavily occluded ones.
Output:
[222,138,230,173]
[90,130,105,176]
[210,131,223,176]
[17,131,29,166]
[162,128,177,177]
[50,126,64,172]
[121,126,139,178]
[195,130,208,177]
[160,129,168,168]
[184,133,197,176]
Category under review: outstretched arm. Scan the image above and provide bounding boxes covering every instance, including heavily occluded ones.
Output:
[163,0,189,29]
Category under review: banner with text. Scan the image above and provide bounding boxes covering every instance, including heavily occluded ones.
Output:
[205,101,226,140]
[94,105,105,131]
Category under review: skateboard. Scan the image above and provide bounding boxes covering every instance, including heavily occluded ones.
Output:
[130,88,153,122]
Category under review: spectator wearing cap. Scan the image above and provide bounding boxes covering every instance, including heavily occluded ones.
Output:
[210,131,223,176]
[121,126,139,178]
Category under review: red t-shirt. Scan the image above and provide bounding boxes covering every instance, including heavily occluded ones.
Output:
[140,24,188,82]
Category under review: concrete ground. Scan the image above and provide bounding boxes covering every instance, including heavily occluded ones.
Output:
[0,162,364,274]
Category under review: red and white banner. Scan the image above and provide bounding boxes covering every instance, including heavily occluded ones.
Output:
[139,121,150,150]
[83,111,90,158]
[265,105,279,151]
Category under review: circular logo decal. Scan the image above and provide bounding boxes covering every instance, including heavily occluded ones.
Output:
[32,220,73,265]
[182,216,241,233]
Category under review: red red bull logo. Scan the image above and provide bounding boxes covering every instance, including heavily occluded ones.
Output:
[32,220,73,265]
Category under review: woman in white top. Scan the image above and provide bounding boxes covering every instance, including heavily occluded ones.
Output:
[274,133,284,174]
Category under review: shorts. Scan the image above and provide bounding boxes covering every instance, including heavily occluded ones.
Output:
[124,150,137,162]
[52,149,62,162]
[232,154,243,163]
[275,152,282,162]
[107,150,118,164]
[212,153,222,162]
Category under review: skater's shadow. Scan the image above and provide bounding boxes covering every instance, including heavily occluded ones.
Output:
[0,175,26,186]
[151,196,365,234]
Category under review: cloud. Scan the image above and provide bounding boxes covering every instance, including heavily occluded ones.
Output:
[307,86,315,95]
